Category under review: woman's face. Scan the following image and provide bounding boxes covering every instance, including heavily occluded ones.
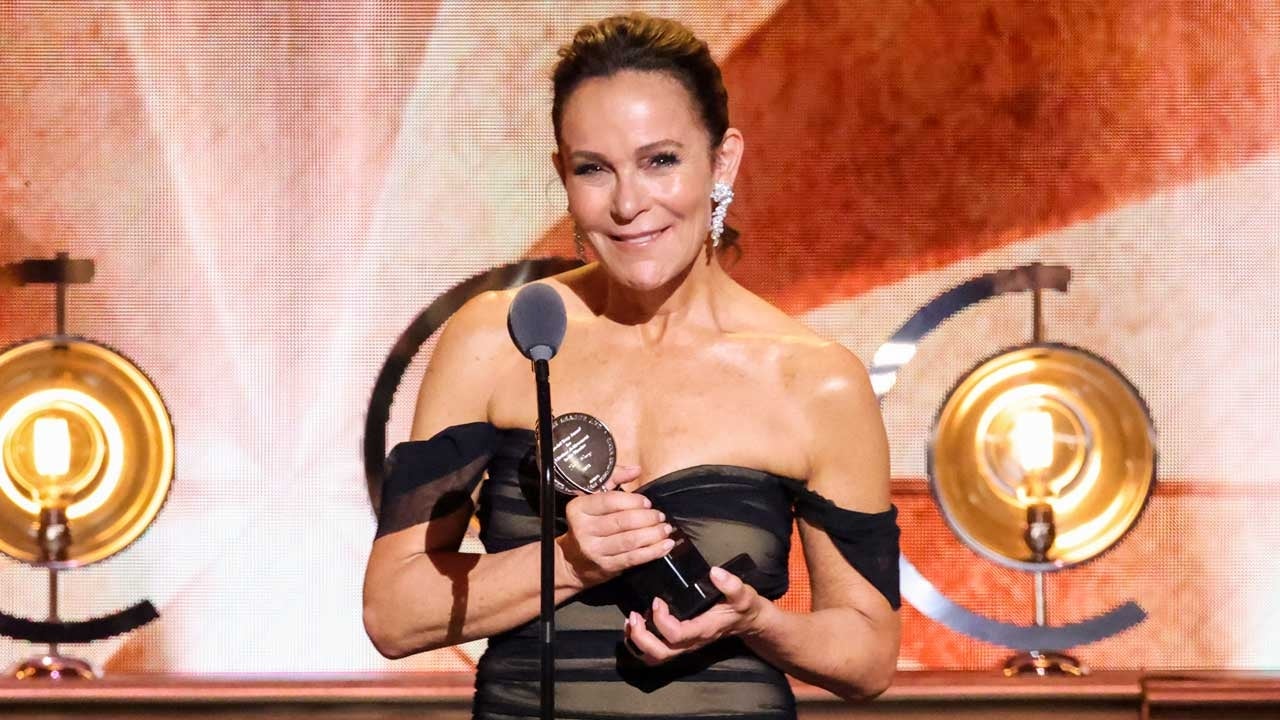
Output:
[556,71,737,291]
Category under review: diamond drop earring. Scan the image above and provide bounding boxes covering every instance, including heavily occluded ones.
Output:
[573,225,587,263]
[709,182,734,248]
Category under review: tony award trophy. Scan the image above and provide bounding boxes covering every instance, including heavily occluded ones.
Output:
[546,412,755,624]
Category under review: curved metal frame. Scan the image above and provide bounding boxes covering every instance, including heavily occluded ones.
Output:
[0,334,176,569]
[0,335,172,649]
[871,265,1151,651]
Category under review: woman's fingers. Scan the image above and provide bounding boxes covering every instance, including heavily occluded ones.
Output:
[617,572,770,665]
[574,506,668,548]
[649,597,687,645]
[598,522,674,556]
[604,464,642,490]
[641,573,765,652]
[572,489,651,516]
[625,611,672,665]
[599,507,667,535]
[708,566,754,613]
[613,535,676,569]
[562,488,673,581]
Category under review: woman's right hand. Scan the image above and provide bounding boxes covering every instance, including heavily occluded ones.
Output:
[555,466,676,590]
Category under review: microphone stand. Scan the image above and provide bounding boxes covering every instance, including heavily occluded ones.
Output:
[532,358,556,720]
[507,280,567,720]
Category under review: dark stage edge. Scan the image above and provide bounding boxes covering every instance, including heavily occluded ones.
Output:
[1,671,1278,719]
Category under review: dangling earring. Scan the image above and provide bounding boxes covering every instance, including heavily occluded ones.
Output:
[709,181,734,248]
[573,225,588,263]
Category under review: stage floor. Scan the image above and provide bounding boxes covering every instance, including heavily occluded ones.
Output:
[1,670,1279,719]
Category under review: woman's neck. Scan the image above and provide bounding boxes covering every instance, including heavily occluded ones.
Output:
[597,253,727,342]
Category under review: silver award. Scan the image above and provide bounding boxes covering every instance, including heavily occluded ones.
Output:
[549,412,616,495]
[544,411,755,626]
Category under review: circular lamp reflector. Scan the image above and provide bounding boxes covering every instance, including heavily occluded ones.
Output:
[928,344,1154,571]
[0,338,174,568]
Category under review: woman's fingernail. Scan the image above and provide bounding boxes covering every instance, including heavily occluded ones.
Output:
[710,566,727,581]
[663,539,675,551]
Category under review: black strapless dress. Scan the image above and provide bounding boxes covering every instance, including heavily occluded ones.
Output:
[376,423,899,720]
[472,428,801,720]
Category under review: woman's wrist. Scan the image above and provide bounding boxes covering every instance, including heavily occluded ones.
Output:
[740,594,782,639]
[552,535,587,593]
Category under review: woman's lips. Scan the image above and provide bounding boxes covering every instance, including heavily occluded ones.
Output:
[609,226,669,247]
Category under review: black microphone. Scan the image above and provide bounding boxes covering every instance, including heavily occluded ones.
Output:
[506,281,566,720]
[508,283,566,361]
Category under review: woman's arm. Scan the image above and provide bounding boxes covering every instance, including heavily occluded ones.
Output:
[365,513,582,658]
[362,290,540,657]
[740,343,900,699]
[365,478,669,658]
[362,289,672,659]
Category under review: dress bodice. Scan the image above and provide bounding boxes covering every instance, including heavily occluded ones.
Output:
[473,428,800,720]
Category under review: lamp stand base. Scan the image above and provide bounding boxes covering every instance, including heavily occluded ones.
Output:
[8,653,98,680]
[1002,649,1087,677]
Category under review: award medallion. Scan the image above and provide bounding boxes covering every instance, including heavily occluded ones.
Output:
[541,411,756,628]
[549,412,616,495]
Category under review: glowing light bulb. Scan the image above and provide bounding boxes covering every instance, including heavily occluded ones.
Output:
[1009,410,1054,474]
[33,416,72,478]
[1008,409,1057,506]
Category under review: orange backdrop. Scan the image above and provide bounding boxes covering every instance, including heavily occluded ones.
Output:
[1,1,1278,673]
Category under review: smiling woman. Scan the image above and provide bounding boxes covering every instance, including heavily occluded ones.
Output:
[362,12,901,720]
[553,68,741,294]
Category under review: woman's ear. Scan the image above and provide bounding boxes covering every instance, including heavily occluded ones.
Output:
[552,150,566,185]
[713,128,744,187]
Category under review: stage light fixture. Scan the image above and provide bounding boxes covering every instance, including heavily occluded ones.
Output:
[0,254,171,680]
[926,265,1156,677]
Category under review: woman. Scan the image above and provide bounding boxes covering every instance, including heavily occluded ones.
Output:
[363,13,900,719]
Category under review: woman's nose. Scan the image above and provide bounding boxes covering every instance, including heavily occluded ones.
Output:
[610,172,648,223]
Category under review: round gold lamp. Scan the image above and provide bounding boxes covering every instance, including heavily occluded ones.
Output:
[928,273,1155,677]
[0,255,173,679]
[930,345,1155,571]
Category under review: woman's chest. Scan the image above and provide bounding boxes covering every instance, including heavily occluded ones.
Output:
[487,344,811,482]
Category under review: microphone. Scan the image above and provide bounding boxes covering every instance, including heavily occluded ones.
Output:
[506,281,566,720]
[507,283,566,362]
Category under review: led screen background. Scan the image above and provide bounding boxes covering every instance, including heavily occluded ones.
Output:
[1,1,1278,673]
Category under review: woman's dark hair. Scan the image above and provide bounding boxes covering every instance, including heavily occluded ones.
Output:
[552,13,740,252]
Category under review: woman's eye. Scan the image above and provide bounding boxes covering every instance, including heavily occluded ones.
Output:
[648,152,680,168]
[573,163,603,176]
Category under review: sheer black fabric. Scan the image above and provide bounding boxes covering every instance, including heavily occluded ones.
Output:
[477,428,796,720]
[373,424,900,717]
[468,426,901,720]
[780,479,901,610]
[375,422,499,538]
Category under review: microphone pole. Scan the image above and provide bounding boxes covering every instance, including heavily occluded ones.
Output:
[534,355,556,720]
[506,283,567,720]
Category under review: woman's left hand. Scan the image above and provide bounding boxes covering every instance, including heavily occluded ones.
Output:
[623,566,772,665]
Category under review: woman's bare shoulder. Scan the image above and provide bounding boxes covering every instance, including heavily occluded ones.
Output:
[409,286,526,437]
[719,281,847,362]
[720,285,884,489]
[435,264,593,350]
[724,286,874,427]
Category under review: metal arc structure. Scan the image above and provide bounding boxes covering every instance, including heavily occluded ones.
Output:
[870,265,1149,650]
[0,336,175,568]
